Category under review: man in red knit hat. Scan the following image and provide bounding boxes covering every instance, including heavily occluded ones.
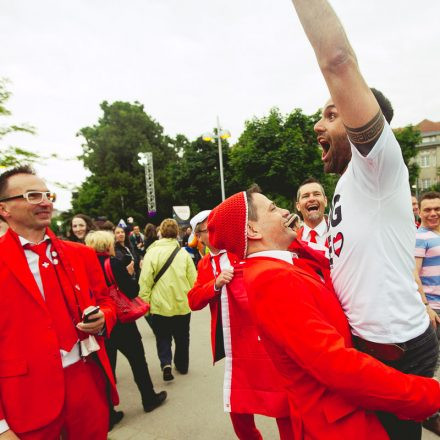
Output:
[188,210,293,439]
[207,186,440,440]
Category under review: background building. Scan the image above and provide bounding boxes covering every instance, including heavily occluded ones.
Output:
[415,120,440,192]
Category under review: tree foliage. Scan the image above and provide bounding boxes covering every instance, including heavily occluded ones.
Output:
[168,133,232,214]
[72,101,178,224]
[393,125,421,186]
[67,101,424,224]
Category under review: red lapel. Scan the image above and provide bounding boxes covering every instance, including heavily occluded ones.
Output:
[0,229,48,310]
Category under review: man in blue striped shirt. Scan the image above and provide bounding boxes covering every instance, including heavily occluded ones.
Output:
[415,192,440,313]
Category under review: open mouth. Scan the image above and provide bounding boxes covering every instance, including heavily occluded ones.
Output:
[284,213,299,230]
[318,137,330,160]
[307,204,319,213]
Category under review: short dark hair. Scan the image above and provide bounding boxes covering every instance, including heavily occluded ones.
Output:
[420,191,440,204]
[0,165,36,199]
[296,177,326,201]
[245,183,262,221]
[371,88,394,124]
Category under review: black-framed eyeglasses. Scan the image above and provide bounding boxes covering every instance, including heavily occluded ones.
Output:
[0,191,57,204]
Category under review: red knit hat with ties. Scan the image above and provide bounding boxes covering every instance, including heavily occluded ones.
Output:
[207,191,248,260]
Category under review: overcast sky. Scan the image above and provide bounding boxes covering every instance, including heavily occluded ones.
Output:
[1,0,439,211]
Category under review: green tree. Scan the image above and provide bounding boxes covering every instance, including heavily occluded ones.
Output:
[72,101,178,224]
[229,108,335,210]
[168,133,232,214]
[0,78,38,168]
[393,125,421,186]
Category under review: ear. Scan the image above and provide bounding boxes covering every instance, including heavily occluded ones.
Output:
[247,221,262,241]
[295,201,301,212]
[0,202,11,220]
[324,196,328,208]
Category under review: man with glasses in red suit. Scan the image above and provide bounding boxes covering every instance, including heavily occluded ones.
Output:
[0,165,118,440]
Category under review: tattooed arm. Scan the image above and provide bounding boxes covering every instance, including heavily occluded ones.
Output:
[291,0,384,151]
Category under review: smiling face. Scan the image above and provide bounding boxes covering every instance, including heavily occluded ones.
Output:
[72,217,88,240]
[314,99,352,175]
[114,226,126,244]
[247,193,297,252]
[296,182,327,228]
[0,173,53,235]
[420,198,440,231]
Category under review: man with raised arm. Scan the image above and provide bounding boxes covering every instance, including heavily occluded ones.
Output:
[290,1,438,438]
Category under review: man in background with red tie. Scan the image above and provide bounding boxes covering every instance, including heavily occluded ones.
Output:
[0,166,118,440]
[295,178,329,256]
[188,210,292,440]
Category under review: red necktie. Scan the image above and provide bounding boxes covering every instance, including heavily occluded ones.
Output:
[309,230,318,244]
[25,241,78,351]
[212,253,222,277]
[211,253,225,362]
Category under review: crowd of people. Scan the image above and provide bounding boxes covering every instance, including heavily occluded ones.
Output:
[0,1,439,439]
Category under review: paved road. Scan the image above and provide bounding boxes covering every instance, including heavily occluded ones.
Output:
[108,309,437,440]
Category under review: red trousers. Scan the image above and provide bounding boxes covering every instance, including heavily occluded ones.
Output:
[19,358,109,440]
[230,413,293,440]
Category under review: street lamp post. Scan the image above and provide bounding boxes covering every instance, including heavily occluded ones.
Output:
[203,116,231,202]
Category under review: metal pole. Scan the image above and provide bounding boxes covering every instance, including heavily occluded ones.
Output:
[217,116,226,201]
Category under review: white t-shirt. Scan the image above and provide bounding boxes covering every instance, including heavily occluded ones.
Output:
[328,122,428,343]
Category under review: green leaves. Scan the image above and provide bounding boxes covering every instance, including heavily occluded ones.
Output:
[394,125,421,186]
[229,108,326,210]
[73,101,177,223]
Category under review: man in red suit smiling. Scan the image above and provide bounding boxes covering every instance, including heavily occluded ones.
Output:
[0,166,118,440]
[188,210,292,439]
[207,188,440,440]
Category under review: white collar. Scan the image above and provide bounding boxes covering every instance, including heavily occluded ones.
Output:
[302,218,327,237]
[209,249,226,257]
[19,234,50,247]
[247,250,293,265]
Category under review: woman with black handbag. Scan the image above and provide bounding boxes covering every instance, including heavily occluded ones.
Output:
[85,231,167,430]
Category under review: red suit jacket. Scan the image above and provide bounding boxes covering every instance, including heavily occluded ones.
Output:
[0,228,118,435]
[188,253,289,417]
[244,256,440,439]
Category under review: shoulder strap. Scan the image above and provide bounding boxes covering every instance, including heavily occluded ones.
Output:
[154,246,180,284]
[104,257,116,285]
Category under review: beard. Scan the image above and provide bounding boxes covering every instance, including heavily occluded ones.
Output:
[324,133,352,175]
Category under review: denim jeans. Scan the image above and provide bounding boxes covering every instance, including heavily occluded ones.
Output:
[369,324,439,440]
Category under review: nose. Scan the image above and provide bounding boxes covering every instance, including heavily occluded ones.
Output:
[314,118,325,134]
